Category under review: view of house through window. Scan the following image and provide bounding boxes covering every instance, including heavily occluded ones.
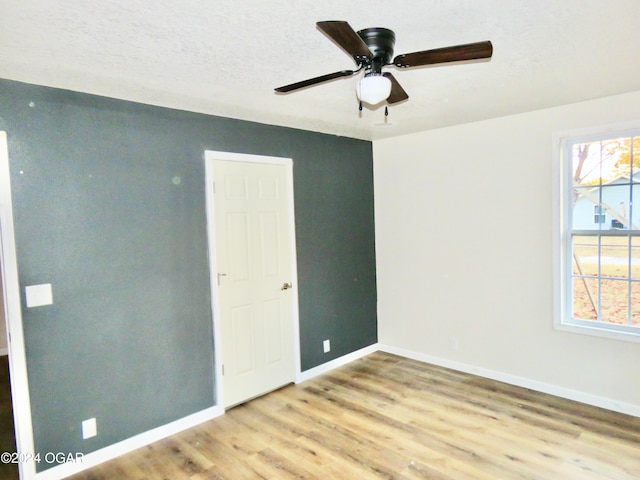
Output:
[564,131,640,338]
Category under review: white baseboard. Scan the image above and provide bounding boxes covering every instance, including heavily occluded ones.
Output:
[36,405,224,480]
[379,344,640,418]
[296,343,379,384]
[0,348,7,356]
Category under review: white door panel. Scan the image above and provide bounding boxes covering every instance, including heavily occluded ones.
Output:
[211,158,295,408]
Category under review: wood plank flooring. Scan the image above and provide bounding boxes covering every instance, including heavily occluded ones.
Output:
[0,355,18,480]
[65,351,640,479]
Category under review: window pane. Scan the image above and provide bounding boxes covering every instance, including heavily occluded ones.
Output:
[633,136,640,176]
[632,237,640,281]
[572,187,600,229]
[572,235,598,275]
[600,279,629,324]
[600,236,629,279]
[600,185,630,230]
[632,174,640,230]
[598,141,616,185]
[632,281,640,326]
[572,142,600,187]
[602,138,631,181]
[572,277,598,320]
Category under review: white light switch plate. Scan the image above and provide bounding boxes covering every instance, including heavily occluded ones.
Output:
[25,284,53,308]
[82,418,97,439]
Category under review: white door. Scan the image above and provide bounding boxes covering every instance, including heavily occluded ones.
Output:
[210,157,296,408]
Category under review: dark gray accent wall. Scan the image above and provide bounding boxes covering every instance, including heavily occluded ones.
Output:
[0,78,376,470]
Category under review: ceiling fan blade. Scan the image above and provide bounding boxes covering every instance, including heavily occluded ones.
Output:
[394,41,493,68]
[275,69,356,93]
[316,21,372,62]
[383,73,409,104]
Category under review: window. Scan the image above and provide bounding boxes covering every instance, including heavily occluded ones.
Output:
[593,204,606,224]
[557,128,640,341]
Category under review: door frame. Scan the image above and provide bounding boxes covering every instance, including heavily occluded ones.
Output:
[204,150,301,409]
[0,131,38,480]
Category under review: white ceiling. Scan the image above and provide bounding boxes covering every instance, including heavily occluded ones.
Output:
[2,1,640,141]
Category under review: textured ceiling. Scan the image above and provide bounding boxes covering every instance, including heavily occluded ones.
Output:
[2,1,640,140]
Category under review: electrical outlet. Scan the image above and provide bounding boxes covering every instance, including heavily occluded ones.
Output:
[82,418,97,439]
[323,339,331,353]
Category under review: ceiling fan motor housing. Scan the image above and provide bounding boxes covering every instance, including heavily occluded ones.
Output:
[357,27,396,72]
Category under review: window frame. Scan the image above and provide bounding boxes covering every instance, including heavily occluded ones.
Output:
[554,125,640,343]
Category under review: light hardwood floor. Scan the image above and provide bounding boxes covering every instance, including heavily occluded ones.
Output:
[68,352,640,479]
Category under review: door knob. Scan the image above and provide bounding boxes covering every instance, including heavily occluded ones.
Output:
[281,282,292,290]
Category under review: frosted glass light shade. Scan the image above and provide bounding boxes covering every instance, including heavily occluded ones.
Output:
[356,75,392,105]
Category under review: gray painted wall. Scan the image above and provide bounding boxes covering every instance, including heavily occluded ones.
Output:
[0,79,377,470]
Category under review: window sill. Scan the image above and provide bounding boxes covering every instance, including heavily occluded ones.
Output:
[555,320,640,343]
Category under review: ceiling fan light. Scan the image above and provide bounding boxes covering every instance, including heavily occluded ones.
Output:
[357,74,392,105]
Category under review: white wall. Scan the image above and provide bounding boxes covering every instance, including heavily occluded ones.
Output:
[374,91,640,415]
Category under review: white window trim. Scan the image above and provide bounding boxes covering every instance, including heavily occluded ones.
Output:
[553,122,640,343]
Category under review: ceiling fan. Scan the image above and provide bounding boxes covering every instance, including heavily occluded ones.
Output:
[275,21,493,108]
